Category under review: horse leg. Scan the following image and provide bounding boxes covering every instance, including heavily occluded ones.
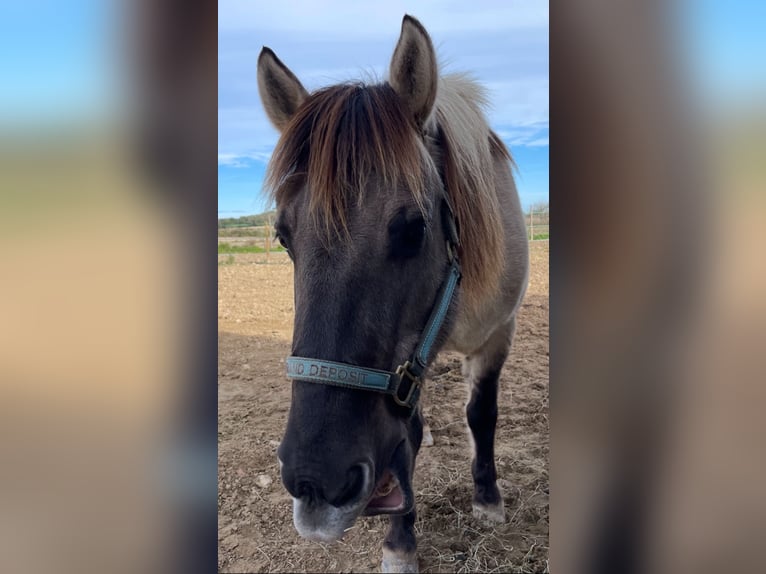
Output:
[382,510,418,573]
[421,423,434,446]
[420,387,434,446]
[464,318,514,523]
[381,405,424,572]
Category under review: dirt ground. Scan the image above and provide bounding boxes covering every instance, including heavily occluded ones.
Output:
[218,242,549,573]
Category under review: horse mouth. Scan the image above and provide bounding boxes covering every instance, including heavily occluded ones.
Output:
[364,469,406,514]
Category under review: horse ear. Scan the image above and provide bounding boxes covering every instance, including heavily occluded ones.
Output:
[389,15,438,129]
[257,47,308,132]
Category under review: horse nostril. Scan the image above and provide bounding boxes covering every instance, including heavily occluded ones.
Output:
[327,463,368,507]
[296,478,323,504]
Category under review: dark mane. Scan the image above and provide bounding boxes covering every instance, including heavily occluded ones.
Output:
[265,83,429,237]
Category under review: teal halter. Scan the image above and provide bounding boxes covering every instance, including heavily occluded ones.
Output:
[285,198,461,416]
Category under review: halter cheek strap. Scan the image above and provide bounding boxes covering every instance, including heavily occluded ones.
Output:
[285,198,461,416]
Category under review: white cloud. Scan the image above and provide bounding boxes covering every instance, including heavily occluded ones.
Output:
[483,78,549,128]
[217,152,266,168]
[218,154,247,168]
[218,151,273,168]
[493,124,549,147]
[219,1,548,35]
[217,150,270,167]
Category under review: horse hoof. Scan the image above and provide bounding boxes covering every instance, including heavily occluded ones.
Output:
[381,548,419,573]
[472,499,506,524]
[421,425,434,447]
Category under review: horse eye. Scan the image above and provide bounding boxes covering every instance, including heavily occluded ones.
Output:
[388,214,426,259]
[274,230,294,260]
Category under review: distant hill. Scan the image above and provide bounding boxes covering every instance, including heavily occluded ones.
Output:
[218,210,276,229]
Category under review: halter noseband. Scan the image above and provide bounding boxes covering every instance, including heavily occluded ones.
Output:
[285,197,462,417]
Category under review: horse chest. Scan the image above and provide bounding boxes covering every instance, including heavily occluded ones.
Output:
[444,300,513,356]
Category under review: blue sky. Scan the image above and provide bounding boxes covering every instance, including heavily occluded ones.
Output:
[217,1,550,217]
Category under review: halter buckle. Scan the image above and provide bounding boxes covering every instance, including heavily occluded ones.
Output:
[393,361,421,408]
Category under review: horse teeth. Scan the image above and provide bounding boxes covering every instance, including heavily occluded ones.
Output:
[375,480,395,497]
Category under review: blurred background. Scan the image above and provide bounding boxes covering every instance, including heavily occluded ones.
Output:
[551,1,766,573]
[0,1,763,573]
[0,1,216,573]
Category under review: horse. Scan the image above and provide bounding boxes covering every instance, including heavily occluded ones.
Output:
[256,14,529,573]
